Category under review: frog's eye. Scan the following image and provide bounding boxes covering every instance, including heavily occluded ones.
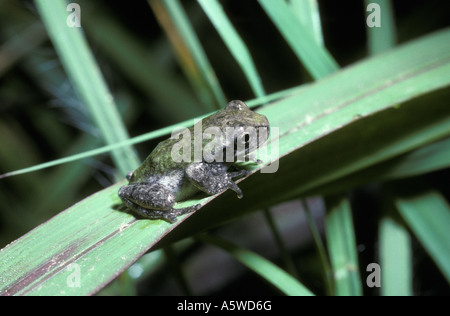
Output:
[226,100,248,111]
[226,120,235,126]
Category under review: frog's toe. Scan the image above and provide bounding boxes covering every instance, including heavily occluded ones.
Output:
[228,181,243,199]
[164,213,178,223]
[229,169,249,179]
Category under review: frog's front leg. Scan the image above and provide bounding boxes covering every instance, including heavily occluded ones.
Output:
[185,162,248,199]
[118,183,199,223]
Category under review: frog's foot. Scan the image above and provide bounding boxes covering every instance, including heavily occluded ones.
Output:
[140,204,201,223]
[241,154,262,165]
[169,203,202,222]
[135,206,178,223]
[185,162,249,199]
[229,169,249,179]
[120,202,200,223]
[228,169,250,199]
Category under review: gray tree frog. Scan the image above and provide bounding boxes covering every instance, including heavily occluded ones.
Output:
[118,100,270,223]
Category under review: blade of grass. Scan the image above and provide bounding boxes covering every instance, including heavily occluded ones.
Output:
[262,209,298,278]
[198,234,314,296]
[325,195,362,296]
[82,1,204,122]
[311,135,450,196]
[258,0,339,79]
[289,0,324,46]
[379,136,450,179]
[0,116,207,179]
[302,200,334,295]
[35,0,139,175]
[379,213,412,295]
[395,189,450,283]
[150,0,226,109]
[197,0,266,98]
[0,181,198,295]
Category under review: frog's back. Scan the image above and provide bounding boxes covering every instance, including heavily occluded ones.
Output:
[142,138,184,175]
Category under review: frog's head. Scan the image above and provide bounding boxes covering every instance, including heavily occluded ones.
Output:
[218,100,270,160]
[223,99,269,131]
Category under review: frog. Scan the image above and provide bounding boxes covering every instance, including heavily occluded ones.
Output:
[118,100,270,223]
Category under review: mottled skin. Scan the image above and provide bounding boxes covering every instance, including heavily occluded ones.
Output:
[118,100,270,223]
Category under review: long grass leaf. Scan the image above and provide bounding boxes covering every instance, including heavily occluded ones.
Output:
[0,124,185,179]
[0,182,187,295]
[153,0,227,108]
[309,135,450,196]
[325,195,362,295]
[379,214,412,295]
[379,136,450,179]
[289,0,324,46]
[198,234,314,296]
[303,200,333,294]
[395,190,450,283]
[258,0,339,79]
[83,2,204,121]
[197,0,265,98]
[35,0,139,175]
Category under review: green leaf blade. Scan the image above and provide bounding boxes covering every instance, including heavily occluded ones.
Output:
[0,182,171,295]
[160,0,227,108]
[197,0,265,98]
[325,195,362,296]
[289,0,324,46]
[396,190,450,283]
[35,0,139,174]
[258,0,339,79]
[379,215,412,296]
[199,235,314,296]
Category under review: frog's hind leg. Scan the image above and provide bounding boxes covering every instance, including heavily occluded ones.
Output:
[119,183,200,223]
[119,183,175,222]
[135,204,200,223]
